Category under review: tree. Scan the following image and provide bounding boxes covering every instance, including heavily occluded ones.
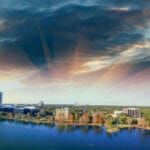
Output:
[74,112,79,123]
[144,112,150,126]
[68,114,74,123]
[131,119,138,125]
[6,113,13,119]
[0,112,3,118]
[81,113,89,124]
[112,118,118,125]
[119,117,127,125]
[107,115,113,128]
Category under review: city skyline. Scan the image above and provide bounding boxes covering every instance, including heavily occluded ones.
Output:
[0,0,150,105]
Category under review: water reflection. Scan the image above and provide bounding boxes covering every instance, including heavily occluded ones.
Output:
[1,120,150,138]
[0,120,150,150]
[55,124,104,135]
[139,129,150,138]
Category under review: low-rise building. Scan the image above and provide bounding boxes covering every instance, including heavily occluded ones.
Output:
[15,106,39,116]
[113,111,124,117]
[0,105,16,113]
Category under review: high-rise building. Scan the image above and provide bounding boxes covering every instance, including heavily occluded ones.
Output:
[123,108,140,118]
[0,92,3,105]
[55,108,69,122]
[39,101,44,107]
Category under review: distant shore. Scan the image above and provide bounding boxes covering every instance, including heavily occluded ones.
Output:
[0,117,150,133]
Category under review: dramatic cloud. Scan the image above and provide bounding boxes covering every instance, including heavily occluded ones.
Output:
[0,0,149,104]
[72,41,150,74]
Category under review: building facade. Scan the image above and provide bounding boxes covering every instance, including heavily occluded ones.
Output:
[0,105,16,113]
[55,108,69,122]
[113,111,124,117]
[15,106,39,116]
[123,108,140,118]
[39,101,44,107]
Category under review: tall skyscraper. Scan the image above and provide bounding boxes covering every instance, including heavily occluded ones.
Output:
[0,92,3,105]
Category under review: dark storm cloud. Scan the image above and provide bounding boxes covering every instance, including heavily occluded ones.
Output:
[129,61,150,76]
[0,0,149,70]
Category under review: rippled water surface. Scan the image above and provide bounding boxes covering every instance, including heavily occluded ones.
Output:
[0,120,150,150]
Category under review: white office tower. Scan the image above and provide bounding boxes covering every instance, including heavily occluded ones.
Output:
[39,101,44,107]
[0,92,3,105]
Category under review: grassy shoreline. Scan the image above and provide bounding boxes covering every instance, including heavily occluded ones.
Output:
[0,117,150,132]
[106,127,120,133]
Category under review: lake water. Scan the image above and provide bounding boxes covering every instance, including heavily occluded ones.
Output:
[0,120,150,150]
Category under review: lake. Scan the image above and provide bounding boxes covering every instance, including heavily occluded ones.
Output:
[0,120,150,150]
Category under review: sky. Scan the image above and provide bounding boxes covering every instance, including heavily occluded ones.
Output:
[0,0,150,105]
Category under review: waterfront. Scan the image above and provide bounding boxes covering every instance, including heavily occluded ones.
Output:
[0,120,150,150]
